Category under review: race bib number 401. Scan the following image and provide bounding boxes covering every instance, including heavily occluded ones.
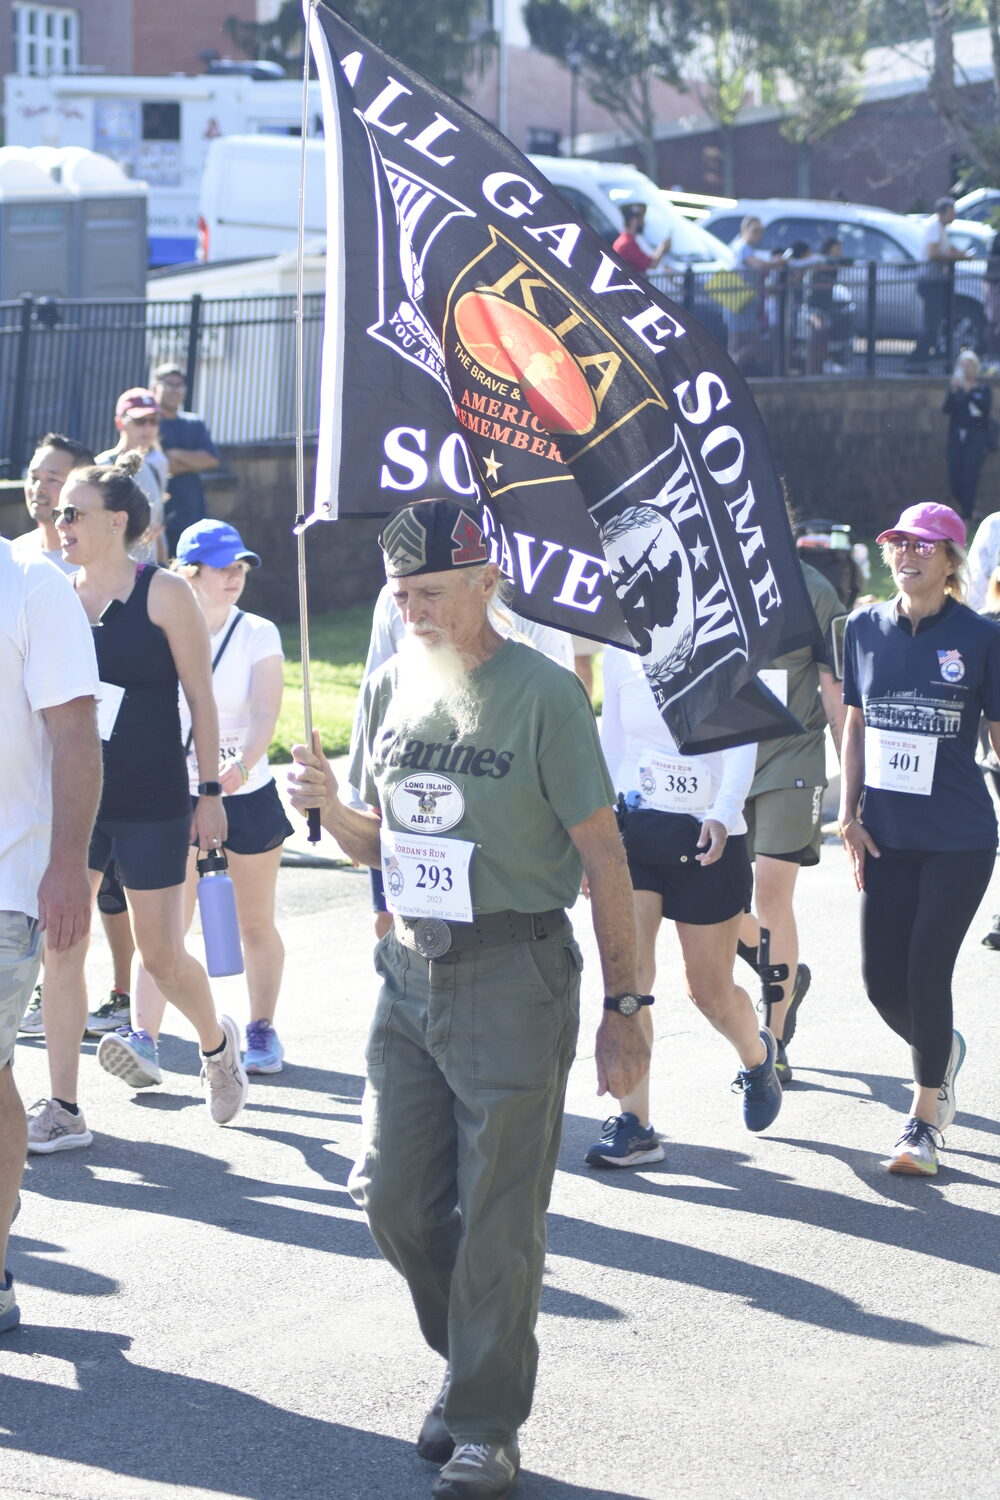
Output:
[380,828,475,922]
[864,727,937,796]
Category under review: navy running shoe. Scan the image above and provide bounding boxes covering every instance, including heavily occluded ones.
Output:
[732,1029,783,1132]
[584,1113,665,1169]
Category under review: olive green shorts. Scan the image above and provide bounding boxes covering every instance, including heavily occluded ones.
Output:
[744,784,824,867]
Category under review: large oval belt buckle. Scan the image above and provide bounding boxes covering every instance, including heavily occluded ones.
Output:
[412,918,452,959]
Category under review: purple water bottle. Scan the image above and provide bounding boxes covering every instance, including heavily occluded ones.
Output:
[196,849,244,977]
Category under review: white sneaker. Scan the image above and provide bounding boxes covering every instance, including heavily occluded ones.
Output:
[887,1117,942,1175]
[26,1098,93,1154]
[935,1030,966,1132]
[200,1015,249,1125]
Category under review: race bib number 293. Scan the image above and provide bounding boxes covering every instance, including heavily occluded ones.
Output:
[380,828,475,923]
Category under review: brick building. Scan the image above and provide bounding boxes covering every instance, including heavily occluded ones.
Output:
[1,0,259,103]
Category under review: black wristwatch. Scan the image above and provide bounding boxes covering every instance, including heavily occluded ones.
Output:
[197,781,223,797]
[603,992,655,1016]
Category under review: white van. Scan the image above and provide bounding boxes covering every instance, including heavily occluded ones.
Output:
[4,73,322,265]
[527,155,733,269]
[196,134,326,262]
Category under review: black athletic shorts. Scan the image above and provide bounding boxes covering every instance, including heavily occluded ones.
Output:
[89,815,191,891]
[627,832,753,926]
[189,780,293,857]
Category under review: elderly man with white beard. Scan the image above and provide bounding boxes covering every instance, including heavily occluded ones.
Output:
[289,497,647,1500]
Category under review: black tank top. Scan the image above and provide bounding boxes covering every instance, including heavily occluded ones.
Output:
[93,564,190,822]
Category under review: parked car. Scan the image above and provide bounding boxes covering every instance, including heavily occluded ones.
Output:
[955,188,1000,228]
[701,197,992,350]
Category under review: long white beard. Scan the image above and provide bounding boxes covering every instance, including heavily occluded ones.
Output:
[387,630,481,742]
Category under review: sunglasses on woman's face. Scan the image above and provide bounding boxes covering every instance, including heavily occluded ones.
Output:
[51,504,91,525]
[884,535,938,557]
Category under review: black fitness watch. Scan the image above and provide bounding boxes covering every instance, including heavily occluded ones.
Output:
[197,781,223,797]
[603,993,655,1016]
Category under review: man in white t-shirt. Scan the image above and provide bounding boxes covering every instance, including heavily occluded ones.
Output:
[911,196,972,369]
[10,434,94,575]
[0,540,102,1335]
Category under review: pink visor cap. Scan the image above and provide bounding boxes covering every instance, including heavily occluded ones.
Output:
[876,502,966,548]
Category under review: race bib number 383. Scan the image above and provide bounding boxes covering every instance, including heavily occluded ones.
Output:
[380,828,475,922]
[864,727,937,796]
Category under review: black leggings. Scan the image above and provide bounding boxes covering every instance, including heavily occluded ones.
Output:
[860,846,994,1087]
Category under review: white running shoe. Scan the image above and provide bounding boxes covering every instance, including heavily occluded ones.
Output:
[201,1015,249,1125]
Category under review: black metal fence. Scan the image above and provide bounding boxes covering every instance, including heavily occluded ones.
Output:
[0,290,325,479]
[649,257,990,379]
[0,262,989,478]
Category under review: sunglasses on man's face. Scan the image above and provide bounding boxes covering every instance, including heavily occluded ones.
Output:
[884,535,939,557]
[127,414,159,426]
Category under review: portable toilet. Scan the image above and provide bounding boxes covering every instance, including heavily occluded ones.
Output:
[55,147,147,298]
[0,147,72,298]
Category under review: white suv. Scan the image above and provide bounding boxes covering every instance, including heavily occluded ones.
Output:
[701,197,991,347]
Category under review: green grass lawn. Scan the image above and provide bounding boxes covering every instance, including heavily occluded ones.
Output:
[272,603,373,761]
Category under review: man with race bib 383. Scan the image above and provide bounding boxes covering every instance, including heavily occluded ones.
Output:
[840,502,1000,1176]
[287,498,646,1500]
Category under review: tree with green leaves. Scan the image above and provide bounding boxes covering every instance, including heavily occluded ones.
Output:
[756,0,872,195]
[225,0,495,100]
[921,0,1000,186]
[523,0,697,176]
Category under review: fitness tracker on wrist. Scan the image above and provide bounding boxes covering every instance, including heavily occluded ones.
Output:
[197,781,223,797]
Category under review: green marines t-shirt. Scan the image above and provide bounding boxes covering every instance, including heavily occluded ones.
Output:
[351,639,614,914]
[750,562,845,796]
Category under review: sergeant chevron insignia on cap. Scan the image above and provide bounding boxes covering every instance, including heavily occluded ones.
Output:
[380,498,488,577]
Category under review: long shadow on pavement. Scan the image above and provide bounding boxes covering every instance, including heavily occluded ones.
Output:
[19,1136,374,1265]
[555,1116,992,1343]
[0,1328,644,1500]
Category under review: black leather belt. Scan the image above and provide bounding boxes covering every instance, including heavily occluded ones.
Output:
[394,908,568,959]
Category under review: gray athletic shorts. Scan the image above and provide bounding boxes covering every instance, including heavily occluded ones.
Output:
[0,912,42,1069]
[744,785,824,867]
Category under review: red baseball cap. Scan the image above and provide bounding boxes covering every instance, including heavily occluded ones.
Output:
[116,387,161,419]
[876,502,966,548]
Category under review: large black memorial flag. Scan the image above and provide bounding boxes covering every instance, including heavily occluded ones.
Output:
[306,0,818,750]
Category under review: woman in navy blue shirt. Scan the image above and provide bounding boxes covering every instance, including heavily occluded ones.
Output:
[840,502,1000,1175]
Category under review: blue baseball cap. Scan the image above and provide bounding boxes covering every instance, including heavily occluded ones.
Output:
[175,519,261,569]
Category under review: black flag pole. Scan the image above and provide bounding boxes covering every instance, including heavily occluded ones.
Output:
[294,0,322,843]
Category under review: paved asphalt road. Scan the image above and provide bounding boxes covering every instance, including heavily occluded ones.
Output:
[2,788,1000,1499]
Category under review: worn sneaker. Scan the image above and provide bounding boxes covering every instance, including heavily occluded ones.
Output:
[432,1438,520,1500]
[26,1098,93,1154]
[0,1271,19,1335]
[17,984,44,1035]
[201,1014,249,1125]
[417,1368,454,1464]
[243,1019,285,1074]
[584,1112,665,1169]
[781,963,811,1046]
[888,1116,943,1175]
[97,1027,161,1089]
[732,1028,783,1133]
[85,989,132,1036]
[935,1030,966,1133]
[774,1037,792,1086]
